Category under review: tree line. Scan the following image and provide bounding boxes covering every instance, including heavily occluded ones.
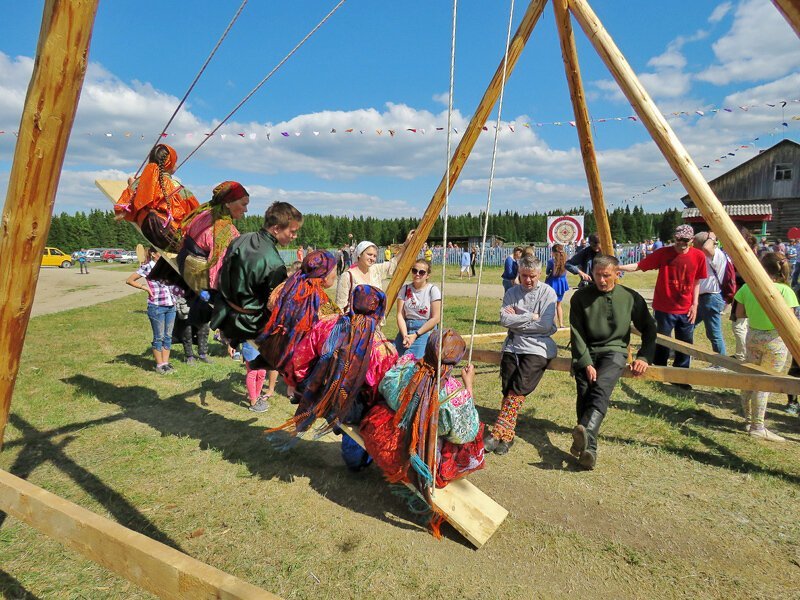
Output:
[46,205,684,252]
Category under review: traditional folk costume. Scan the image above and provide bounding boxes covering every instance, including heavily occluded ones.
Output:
[360,330,484,537]
[257,250,339,372]
[485,282,558,454]
[114,144,199,251]
[210,229,287,344]
[177,181,246,292]
[569,283,656,468]
[271,285,397,440]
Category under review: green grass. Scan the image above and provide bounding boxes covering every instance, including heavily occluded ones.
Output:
[1,293,799,598]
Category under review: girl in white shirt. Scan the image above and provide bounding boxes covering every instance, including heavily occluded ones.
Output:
[395,259,442,357]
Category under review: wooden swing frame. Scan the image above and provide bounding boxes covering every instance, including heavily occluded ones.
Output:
[1,0,799,594]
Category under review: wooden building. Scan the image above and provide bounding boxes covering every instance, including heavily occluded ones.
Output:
[681,139,800,240]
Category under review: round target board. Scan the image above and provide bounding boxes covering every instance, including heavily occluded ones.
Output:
[547,216,584,245]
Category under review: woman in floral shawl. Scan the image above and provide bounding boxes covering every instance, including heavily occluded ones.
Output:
[360,329,484,537]
[257,249,339,373]
[272,285,397,439]
[177,180,249,291]
[115,144,199,251]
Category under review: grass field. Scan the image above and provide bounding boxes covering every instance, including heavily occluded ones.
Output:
[1,283,799,599]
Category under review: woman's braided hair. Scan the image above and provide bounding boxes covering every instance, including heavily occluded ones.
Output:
[149,144,172,214]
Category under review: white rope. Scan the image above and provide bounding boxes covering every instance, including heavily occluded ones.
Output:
[135,0,249,178]
[467,0,516,364]
[176,0,348,172]
[437,0,458,400]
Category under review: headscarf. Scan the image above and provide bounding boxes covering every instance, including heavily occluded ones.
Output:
[183,181,249,269]
[131,144,178,214]
[354,241,377,261]
[391,329,466,535]
[257,250,337,372]
[267,285,386,438]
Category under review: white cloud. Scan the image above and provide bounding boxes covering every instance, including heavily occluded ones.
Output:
[697,0,800,85]
[708,2,733,24]
[432,92,450,106]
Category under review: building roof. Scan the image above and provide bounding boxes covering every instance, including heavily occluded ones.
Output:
[681,203,773,219]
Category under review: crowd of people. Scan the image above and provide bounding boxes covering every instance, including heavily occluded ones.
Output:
[114,145,799,536]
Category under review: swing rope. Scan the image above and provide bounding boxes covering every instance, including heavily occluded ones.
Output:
[467,0,516,364]
[135,0,250,178]
[176,0,348,172]
[436,0,459,398]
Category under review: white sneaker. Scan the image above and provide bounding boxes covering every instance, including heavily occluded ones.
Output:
[749,428,785,442]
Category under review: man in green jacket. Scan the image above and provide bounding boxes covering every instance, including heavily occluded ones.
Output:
[569,254,657,469]
[211,201,303,344]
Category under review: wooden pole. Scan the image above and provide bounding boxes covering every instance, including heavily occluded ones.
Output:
[0,0,99,448]
[772,0,800,37]
[552,0,613,254]
[468,350,800,394]
[384,0,548,311]
[0,470,279,599]
[568,0,800,367]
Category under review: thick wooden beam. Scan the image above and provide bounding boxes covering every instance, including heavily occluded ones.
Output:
[772,0,800,37]
[0,470,278,599]
[339,424,508,548]
[469,350,800,394]
[0,0,99,449]
[553,0,612,254]
[568,0,800,368]
[384,0,548,312]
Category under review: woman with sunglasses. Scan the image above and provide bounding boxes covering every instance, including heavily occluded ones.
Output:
[395,259,441,357]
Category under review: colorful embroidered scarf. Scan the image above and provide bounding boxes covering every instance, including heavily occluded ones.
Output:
[257,250,336,372]
[391,328,466,536]
[131,144,178,215]
[182,180,249,269]
[267,284,386,437]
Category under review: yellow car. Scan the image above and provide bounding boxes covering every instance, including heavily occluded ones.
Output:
[41,247,73,268]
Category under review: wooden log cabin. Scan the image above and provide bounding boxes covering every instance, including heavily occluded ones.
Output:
[681,139,800,241]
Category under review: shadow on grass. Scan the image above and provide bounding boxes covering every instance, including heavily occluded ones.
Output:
[0,568,42,600]
[112,351,153,372]
[61,375,422,535]
[476,404,576,471]
[612,381,800,485]
[0,414,185,552]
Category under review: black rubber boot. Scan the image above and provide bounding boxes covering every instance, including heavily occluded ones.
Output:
[578,410,604,470]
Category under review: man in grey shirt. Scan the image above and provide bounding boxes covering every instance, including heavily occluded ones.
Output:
[485,256,558,455]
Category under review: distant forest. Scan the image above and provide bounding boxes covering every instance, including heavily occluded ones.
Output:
[45,205,684,252]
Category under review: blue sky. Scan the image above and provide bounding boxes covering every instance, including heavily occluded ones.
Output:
[1,0,798,220]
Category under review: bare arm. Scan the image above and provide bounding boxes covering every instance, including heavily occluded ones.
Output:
[125,272,148,291]
[618,263,640,273]
[396,298,407,337]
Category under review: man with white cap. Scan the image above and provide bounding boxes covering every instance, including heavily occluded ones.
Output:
[619,224,707,384]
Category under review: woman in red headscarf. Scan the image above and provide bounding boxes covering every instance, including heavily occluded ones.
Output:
[257,249,340,373]
[115,144,199,251]
[178,181,249,292]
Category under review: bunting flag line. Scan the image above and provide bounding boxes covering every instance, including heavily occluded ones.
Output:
[2,98,796,141]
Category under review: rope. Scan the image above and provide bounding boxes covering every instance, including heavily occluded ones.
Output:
[176,0,348,172]
[135,0,249,178]
[432,0,458,499]
[467,0,516,363]
[437,0,458,398]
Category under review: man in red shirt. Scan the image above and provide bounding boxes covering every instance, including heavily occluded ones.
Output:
[619,224,707,377]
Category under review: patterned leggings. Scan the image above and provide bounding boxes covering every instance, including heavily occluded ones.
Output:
[741,329,788,427]
[491,394,526,442]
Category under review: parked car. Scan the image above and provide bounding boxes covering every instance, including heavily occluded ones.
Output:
[101,249,126,262]
[41,247,73,268]
[85,249,103,262]
[117,251,138,264]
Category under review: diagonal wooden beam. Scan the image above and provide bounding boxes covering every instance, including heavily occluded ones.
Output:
[0,470,279,599]
[553,0,613,255]
[385,0,549,312]
[568,0,800,368]
[0,0,100,449]
[772,0,800,37]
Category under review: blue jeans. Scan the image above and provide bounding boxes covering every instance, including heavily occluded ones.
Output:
[792,260,800,288]
[147,304,176,351]
[395,319,435,358]
[697,293,726,355]
[653,310,695,368]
